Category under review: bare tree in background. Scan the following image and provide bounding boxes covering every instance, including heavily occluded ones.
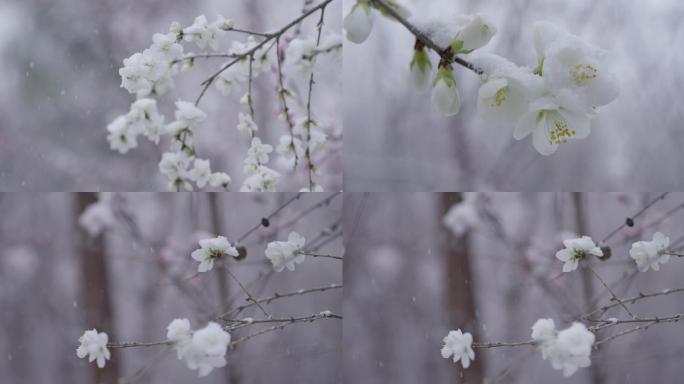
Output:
[440,193,483,383]
[75,193,119,383]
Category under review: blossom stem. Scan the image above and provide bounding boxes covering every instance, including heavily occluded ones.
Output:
[195,0,336,106]
[472,340,536,348]
[369,0,484,76]
[218,283,343,319]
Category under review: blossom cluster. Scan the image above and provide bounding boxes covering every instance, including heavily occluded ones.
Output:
[167,318,232,377]
[344,1,620,155]
[109,11,340,191]
[265,232,307,272]
[531,319,595,377]
[76,329,111,368]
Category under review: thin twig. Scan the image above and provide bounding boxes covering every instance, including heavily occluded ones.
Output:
[587,266,636,319]
[299,251,343,260]
[225,267,271,318]
[600,193,668,244]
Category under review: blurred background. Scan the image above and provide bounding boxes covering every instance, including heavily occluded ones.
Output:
[344,192,684,383]
[343,0,684,191]
[0,0,341,191]
[0,192,342,383]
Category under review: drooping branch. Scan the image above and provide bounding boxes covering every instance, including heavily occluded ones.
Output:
[195,0,335,106]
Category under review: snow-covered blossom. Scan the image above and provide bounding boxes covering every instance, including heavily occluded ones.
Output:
[475,55,544,123]
[236,112,258,136]
[265,232,306,272]
[443,198,479,236]
[344,1,374,44]
[531,318,556,360]
[76,329,111,369]
[246,137,272,167]
[167,318,192,344]
[555,236,603,272]
[531,320,594,377]
[629,232,670,272]
[286,37,317,72]
[410,46,432,92]
[240,165,280,192]
[159,151,193,191]
[431,67,461,116]
[174,100,207,126]
[440,329,475,368]
[513,96,591,156]
[189,158,212,188]
[533,22,618,114]
[293,117,328,152]
[208,172,232,189]
[128,98,165,144]
[276,135,304,163]
[553,323,595,377]
[151,32,184,62]
[191,236,239,273]
[167,319,231,377]
[79,194,115,237]
[183,15,226,51]
[106,116,138,154]
[450,14,497,53]
[299,184,324,192]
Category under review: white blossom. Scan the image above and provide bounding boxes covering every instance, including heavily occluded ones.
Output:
[236,112,258,136]
[531,318,556,360]
[189,158,212,188]
[106,115,138,154]
[246,137,273,165]
[431,67,461,116]
[174,100,207,126]
[240,165,280,192]
[451,14,497,53]
[128,98,165,144]
[443,198,479,236]
[167,319,232,377]
[553,323,595,377]
[286,37,317,72]
[440,329,475,368]
[538,23,619,114]
[151,32,183,62]
[183,15,223,50]
[513,96,591,156]
[344,1,374,44]
[265,232,306,272]
[629,232,670,272]
[191,236,239,273]
[76,329,111,369]
[159,151,193,191]
[555,235,603,272]
[208,172,232,189]
[531,320,595,377]
[167,318,192,344]
[78,194,115,237]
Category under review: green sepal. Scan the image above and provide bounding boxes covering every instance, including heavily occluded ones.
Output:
[450,39,464,54]
[534,58,545,76]
[410,49,432,73]
[432,67,456,88]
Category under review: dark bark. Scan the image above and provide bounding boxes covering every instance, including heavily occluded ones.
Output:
[75,193,119,383]
[440,193,484,383]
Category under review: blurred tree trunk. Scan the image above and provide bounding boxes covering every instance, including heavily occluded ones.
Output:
[208,193,238,384]
[440,193,484,383]
[75,193,119,383]
[573,193,604,384]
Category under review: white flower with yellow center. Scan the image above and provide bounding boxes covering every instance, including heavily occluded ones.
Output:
[451,14,497,54]
[513,96,591,156]
[555,235,603,272]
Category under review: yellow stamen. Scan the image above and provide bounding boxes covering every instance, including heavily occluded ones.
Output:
[570,64,598,85]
